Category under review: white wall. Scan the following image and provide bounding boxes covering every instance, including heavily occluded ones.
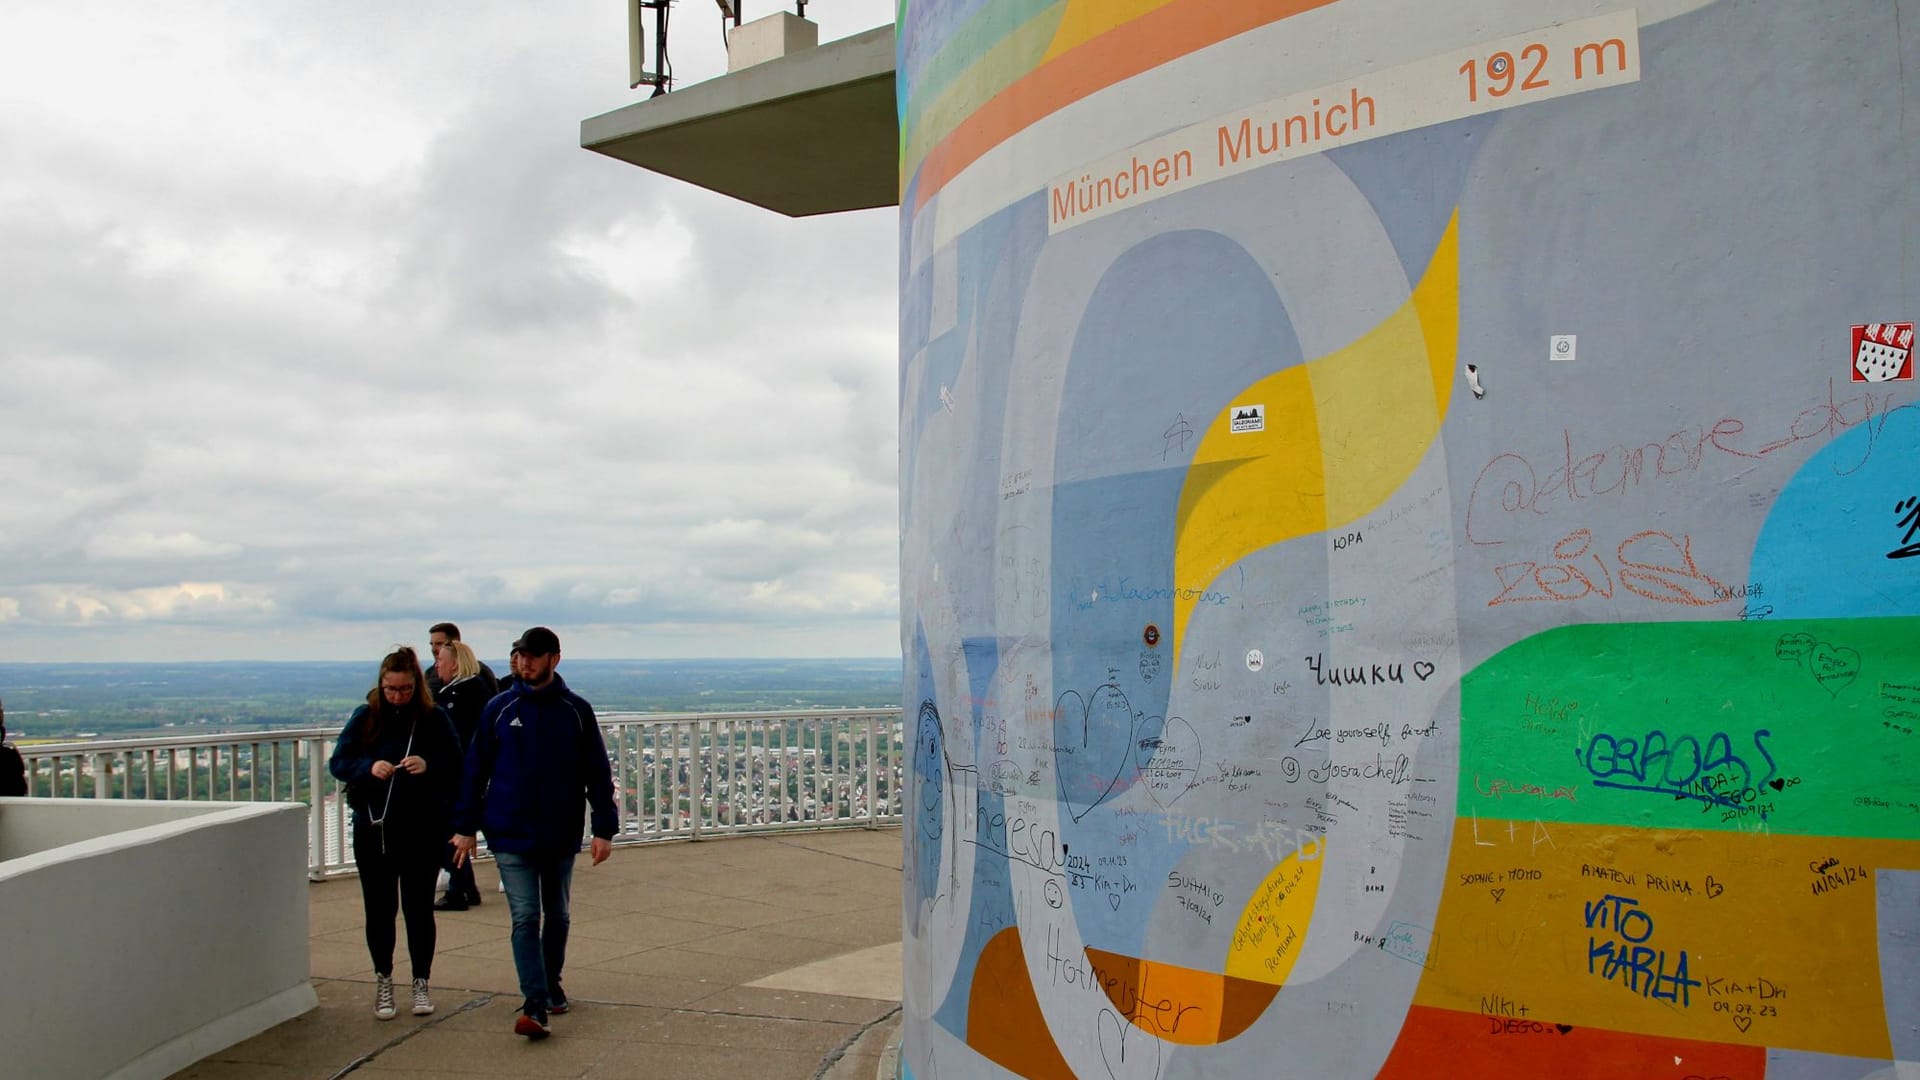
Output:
[0,799,317,1080]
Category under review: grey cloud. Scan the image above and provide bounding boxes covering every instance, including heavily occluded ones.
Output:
[0,1,900,660]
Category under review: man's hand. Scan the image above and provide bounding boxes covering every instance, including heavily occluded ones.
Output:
[398,755,427,775]
[370,760,395,780]
[451,834,478,868]
[590,837,612,866]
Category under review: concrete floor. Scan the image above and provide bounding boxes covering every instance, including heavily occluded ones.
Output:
[169,827,903,1080]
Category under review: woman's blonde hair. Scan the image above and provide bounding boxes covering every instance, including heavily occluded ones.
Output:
[448,639,481,681]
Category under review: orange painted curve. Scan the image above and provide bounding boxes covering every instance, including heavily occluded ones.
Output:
[965,926,1078,1079]
[909,0,1341,207]
[1083,946,1282,1045]
[1377,1005,1767,1080]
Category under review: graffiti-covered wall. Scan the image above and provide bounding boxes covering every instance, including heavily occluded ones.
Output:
[898,1,1919,1077]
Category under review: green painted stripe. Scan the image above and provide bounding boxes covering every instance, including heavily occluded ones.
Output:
[1459,616,1920,840]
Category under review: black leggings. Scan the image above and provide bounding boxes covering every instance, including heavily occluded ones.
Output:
[352,824,440,979]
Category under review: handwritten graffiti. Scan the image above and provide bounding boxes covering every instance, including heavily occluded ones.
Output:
[1775,633,1861,696]
[1465,381,1916,545]
[1705,973,1785,1035]
[1474,775,1577,802]
[1584,894,1699,1005]
[1808,857,1870,897]
[1163,413,1193,460]
[1890,496,1920,558]
[1578,727,1777,813]
[1045,924,1198,1041]
[1305,654,1437,686]
[1488,529,1729,607]
[1159,807,1325,862]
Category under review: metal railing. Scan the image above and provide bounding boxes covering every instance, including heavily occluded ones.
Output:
[14,708,905,879]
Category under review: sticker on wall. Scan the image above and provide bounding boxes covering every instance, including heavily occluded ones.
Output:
[1230,404,1266,433]
[1246,649,1265,672]
[1143,624,1161,648]
[1852,323,1914,383]
[1550,334,1577,362]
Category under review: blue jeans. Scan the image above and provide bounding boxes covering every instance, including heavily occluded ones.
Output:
[493,850,576,1013]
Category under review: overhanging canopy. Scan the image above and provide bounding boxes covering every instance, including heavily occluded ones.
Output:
[580,24,898,217]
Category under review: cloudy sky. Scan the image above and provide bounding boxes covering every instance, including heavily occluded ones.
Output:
[0,1,901,662]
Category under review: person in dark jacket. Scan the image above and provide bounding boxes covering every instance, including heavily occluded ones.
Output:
[0,696,27,797]
[425,621,499,696]
[331,646,462,1021]
[451,626,617,1040]
[432,639,495,911]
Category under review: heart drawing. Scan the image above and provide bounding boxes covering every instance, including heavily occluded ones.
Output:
[1413,660,1436,681]
[1809,643,1861,696]
[1054,685,1140,822]
[1140,716,1203,810]
[1098,1007,1163,1080]
[1777,633,1863,697]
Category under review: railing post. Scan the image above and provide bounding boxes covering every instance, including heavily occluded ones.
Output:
[689,720,703,842]
[89,753,109,799]
[307,740,326,880]
[865,719,878,828]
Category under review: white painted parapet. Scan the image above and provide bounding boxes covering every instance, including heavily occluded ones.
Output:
[0,798,316,1080]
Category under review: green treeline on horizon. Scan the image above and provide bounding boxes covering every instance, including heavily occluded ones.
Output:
[0,659,904,740]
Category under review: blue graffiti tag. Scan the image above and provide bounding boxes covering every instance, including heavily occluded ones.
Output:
[1576,728,1776,815]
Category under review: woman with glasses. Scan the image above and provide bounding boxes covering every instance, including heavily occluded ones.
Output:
[330,646,462,1021]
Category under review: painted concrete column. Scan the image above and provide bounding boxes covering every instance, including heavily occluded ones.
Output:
[899,2,1919,1076]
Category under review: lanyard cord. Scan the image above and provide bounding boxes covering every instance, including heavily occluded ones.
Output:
[366,718,418,855]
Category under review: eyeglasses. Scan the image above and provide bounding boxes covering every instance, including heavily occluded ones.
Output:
[380,683,415,696]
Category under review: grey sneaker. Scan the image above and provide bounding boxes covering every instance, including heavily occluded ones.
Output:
[374,974,397,1020]
[411,978,434,1016]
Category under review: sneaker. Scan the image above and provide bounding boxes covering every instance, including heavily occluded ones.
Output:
[411,978,434,1016]
[373,974,396,1021]
[548,997,570,1015]
[432,895,468,912]
[514,1008,551,1040]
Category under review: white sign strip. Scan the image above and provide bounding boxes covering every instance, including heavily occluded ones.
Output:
[1046,8,1641,234]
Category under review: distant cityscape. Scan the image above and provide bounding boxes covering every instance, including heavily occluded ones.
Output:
[0,658,903,740]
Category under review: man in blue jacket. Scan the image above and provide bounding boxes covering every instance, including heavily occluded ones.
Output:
[451,626,618,1040]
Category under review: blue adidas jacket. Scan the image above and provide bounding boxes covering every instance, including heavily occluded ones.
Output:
[453,674,618,855]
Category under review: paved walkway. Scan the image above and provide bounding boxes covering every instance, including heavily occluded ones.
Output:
[170,828,903,1080]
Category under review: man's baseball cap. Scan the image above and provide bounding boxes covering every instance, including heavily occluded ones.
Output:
[511,626,561,656]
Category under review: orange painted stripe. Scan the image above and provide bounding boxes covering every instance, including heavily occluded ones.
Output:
[909,0,1341,207]
[1376,1005,1767,1080]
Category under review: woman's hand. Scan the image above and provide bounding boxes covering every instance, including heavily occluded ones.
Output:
[370,760,396,780]
[398,755,427,775]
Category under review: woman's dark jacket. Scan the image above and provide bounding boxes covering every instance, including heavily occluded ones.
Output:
[437,672,496,750]
[329,701,463,840]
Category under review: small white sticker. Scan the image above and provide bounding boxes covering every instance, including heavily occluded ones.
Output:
[1550,334,1577,363]
[1246,649,1265,672]
[1230,404,1266,434]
